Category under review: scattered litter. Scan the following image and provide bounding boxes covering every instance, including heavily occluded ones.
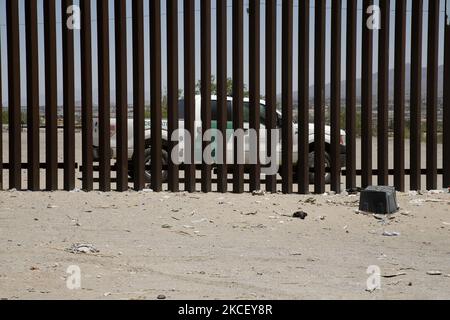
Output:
[293,211,308,220]
[142,189,153,193]
[242,211,258,216]
[382,272,407,278]
[252,190,265,196]
[161,224,172,229]
[66,243,99,255]
[400,211,413,217]
[303,197,317,205]
[410,198,447,206]
[382,231,401,237]
[103,292,112,297]
[47,204,58,209]
[427,271,442,276]
[428,190,445,195]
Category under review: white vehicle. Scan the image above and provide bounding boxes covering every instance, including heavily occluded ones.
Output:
[93,96,347,183]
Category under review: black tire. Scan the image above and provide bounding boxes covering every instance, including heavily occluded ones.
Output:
[289,151,332,185]
[129,148,169,184]
[308,151,331,184]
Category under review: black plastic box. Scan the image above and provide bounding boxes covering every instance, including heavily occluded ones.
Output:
[359,186,399,214]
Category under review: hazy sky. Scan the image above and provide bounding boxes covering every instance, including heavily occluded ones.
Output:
[0,0,448,107]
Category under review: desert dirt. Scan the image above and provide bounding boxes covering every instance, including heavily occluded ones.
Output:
[0,188,449,300]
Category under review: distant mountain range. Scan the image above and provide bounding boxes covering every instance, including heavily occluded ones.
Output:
[288,64,445,105]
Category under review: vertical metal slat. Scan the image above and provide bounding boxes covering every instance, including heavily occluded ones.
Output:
[115,0,129,192]
[330,0,342,193]
[25,0,40,191]
[361,0,373,189]
[150,0,163,192]
[394,0,406,192]
[314,0,326,194]
[217,0,228,193]
[426,0,439,190]
[249,0,261,192]
[62,0,76,191]
[298,0,310,194]
[132,0,145,191]
[201,0,212,193]
[265,0,277,193]
[184,0,196,193]
[377,0,390,187]
[97,0,111,192]
[410,0,423,191]
[346,0,357,191]
[233,0,244,194]
[167,0,179,192]
[80,0,93,191]
[444,10,450,188]
[6,0,22,190]
[282,0,293,194]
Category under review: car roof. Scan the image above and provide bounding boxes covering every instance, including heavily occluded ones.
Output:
[195,95,267,106]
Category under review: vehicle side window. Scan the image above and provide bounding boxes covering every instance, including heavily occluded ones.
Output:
[211,100,218,121]
[225,102,266,125]
[260,104,266,125]
[178,100,185,120]
[227,101,233,122]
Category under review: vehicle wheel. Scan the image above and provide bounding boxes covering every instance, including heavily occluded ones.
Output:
[129,148,169,184]
[308,151,331,184]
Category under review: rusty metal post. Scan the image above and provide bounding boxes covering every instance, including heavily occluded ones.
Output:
[346,0,357,191]
[115,0,129,192]
[25,0,40,191]
[330,0,342,193]
[201,0,212,193]
[80,0,93,191]
[265,0,277,193]
[298,0,310,194]
[62,0,76,191]
[410,0,423,191]
[217,0,228,193]
[6,0,22,190]
[249,0,261,192]
[167,0,179,192]
[361,0,373,189]
[233,0,244,193]
[97,0,111,192]
[133,0,145,191]
[378,0,390,187]
[314,0,326,194]
[427,0,440,190]
[394,0,406,191]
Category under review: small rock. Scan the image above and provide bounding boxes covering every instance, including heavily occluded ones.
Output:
[427,271,442,276]
[252,190,266,196]
[66,243,99,255]
[161,224,172,229]
[304,197,317,205]
[157,294,166,300]
[382,231,401,237]
[293,211,308,220]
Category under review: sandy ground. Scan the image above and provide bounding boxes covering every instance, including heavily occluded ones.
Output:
[0,189,449,300]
